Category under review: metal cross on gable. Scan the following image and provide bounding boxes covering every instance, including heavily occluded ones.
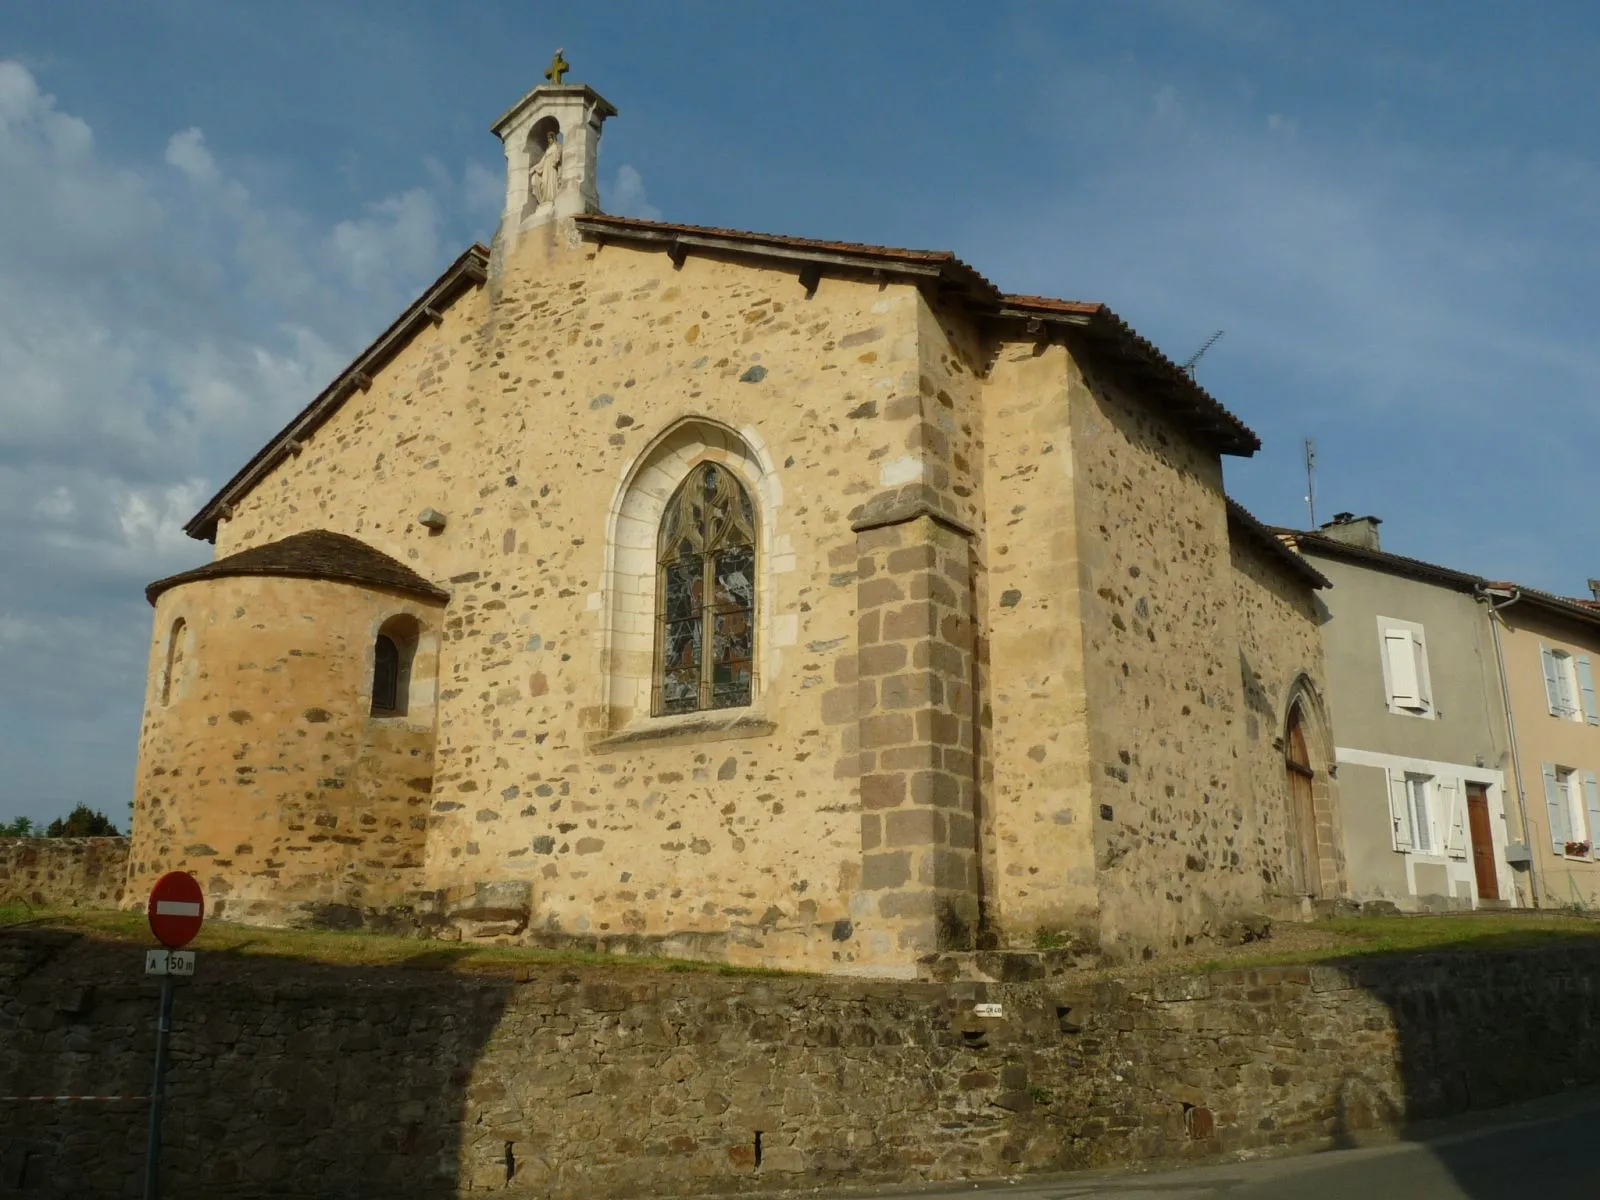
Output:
[544,48,569,86]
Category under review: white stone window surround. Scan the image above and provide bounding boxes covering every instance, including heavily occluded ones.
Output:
[595,416,791,742]
[1376,615,1436,719]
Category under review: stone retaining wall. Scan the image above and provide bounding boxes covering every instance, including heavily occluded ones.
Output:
[0,838,128,910]
[3,929,1599,1197]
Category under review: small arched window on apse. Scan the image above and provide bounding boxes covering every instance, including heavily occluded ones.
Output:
[160,618,187,706]
[370,615,420,718]
[655,462,757,715]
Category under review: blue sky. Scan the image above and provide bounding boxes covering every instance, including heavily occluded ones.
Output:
[3,0,1598,826]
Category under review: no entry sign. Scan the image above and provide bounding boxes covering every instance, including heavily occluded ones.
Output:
[147,872,204,949]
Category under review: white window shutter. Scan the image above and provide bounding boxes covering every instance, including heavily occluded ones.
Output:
[1387,769,1413,851]
[1584,773,1600,853]
[1542,647,1563,716]
[1543,763,1568,849]
[1411,635,1432,711]
[1578,657,1600,726]
[1438,779,1465,859]
[1385,630,1422,708]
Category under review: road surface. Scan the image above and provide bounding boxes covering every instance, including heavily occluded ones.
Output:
[832,1087,1600,1200]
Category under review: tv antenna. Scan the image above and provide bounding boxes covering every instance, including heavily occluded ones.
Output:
[1303,438,1317,529]
[1181,329,1225,377]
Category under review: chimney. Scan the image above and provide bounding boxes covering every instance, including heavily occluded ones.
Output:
[1319,511,1382,551]
[1588,578,1600,602]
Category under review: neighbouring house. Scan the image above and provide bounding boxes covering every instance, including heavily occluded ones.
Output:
[1482,581,1600,910]
[125,64,1341,974]
[1278,516,1520,910]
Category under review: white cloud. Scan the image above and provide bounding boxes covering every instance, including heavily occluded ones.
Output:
[328,187,443,294]
[164,126,219,186]
[607,164,662,221]
[0,59,484,825]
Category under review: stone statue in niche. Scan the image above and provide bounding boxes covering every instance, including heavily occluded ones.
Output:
[529,131,563,209]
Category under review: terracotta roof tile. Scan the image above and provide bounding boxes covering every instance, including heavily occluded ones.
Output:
[146,530,449,606]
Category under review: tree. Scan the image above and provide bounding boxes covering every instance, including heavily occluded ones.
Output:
[0,816,35,837]
[44,805,120,838]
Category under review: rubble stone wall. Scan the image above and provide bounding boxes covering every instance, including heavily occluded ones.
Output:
[6,930,1600,1198]
[0,838,128,910]
[128,575,442,927]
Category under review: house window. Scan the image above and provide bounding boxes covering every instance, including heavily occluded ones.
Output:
[1541,646,1599,724]
[1377,618,1433,717]
[1405,774,1434,853]
[1542,764,1600,855]
[654,462,757,716]
[1388,770,1467,857]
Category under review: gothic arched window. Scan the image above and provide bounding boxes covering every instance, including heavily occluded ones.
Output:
[655,462,756,715]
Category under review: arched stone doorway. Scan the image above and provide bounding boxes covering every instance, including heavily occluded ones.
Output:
[1286,704,1320,896]
[1281,678,1346,901]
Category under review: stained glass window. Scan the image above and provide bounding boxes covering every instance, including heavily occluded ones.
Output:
[655,463,756,715]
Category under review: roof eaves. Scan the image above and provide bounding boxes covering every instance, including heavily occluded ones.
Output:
[574,214,989,296]
[1002,297,1260,457]
[184,243,490,543]
[147,530,451,606]
[1275,529,1488,594]
[490,83,618,137]
[1491,582,1600,632]
[1227,500,1330,589]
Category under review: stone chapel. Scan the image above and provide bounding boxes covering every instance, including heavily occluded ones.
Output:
[126,64,1344,974]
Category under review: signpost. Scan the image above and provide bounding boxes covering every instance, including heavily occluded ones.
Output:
[143,872,203,1200]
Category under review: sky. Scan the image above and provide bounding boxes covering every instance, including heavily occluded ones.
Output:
[3,0,1599,828]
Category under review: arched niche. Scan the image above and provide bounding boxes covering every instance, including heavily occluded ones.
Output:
[527,115,563,162]
[160,616,194,706]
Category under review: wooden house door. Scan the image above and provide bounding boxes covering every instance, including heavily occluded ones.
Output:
[1466,784,1499,900]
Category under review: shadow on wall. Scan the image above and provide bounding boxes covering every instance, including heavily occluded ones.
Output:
[0,928,514,1198]
[1347,930,1600,1198]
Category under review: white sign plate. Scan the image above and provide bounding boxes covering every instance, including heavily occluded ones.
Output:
[973,1002,1003,1018]
[145,949,196,977]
